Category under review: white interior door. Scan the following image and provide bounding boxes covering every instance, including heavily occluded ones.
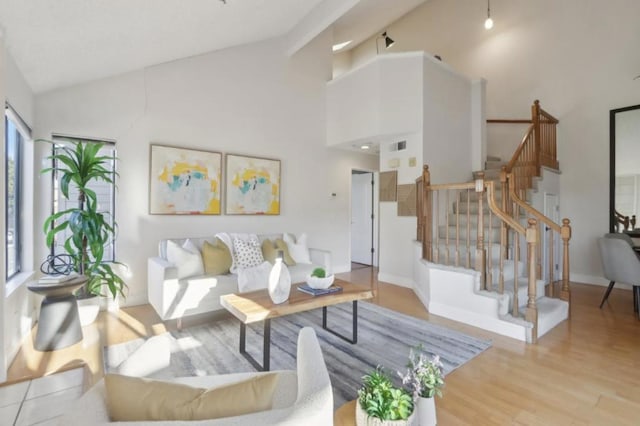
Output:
[543,193,561,282]
[351,172,374,265]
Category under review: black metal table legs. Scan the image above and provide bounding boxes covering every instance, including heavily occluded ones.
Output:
[238,301,359,371]
[240,319,271,371]
[322,300,358,344]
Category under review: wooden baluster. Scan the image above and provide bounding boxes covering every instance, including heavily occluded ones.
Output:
[435,190,440,264]
[499,168,508,294]
[514,197,521,261]
[561,218,571,303]
[537,221,542,285]
[455,191,460,267]
[424,166,432,261]
[466,189,471,268]
[548,229,554,297]
[513,229,519,318]
[526,218,539,344]
[475,173,486,290]
[487,186,494,291]
[445,189,450,265]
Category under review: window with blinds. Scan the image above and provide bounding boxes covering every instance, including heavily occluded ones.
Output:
[5,106,29,279]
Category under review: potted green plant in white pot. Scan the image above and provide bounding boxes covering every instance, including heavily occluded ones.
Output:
[356,366,416,426]
[398,346,445,426]
[41,139,126,324]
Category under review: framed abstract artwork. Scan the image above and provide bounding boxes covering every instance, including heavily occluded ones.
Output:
[149,144,222,215]
[225,154,281,215]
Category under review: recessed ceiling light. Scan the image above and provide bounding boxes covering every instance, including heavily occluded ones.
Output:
[332,41,352,52]
[360,144,370,150]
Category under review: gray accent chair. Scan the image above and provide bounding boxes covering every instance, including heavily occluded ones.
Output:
[597,233,640,318]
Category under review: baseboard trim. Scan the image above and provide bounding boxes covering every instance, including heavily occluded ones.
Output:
[377,272,413,288]
[571,273,632,291]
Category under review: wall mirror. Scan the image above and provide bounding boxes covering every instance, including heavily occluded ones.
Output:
[610,103,640,233]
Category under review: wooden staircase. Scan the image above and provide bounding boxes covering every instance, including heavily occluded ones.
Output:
[415,100,571,343]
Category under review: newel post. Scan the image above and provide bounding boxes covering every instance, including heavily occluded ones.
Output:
[532,99,541,174]
[525,218,538,344]
[475,172,487,290]
[560,218,571,303]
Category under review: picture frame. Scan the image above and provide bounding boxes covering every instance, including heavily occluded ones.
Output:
[149,144,222,215]
[379,170,398,202]
[397,183,417,217]
[225,154,281,215]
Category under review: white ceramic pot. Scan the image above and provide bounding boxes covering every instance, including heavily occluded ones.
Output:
[268,258,291,304]
[355,401,416,426]
[306,274,335,289]
[417,396,437,426]
[77,296,100,326]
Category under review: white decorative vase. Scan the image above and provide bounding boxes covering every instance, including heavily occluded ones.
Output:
[268,257,291,304]
[417,397,437,426]
[355,402,416,426]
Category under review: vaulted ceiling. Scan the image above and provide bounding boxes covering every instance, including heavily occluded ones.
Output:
[0,0,426,93]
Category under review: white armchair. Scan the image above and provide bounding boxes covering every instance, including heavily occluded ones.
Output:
[57,327,333,425]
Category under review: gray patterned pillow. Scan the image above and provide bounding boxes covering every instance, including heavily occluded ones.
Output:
[233,238,265,269]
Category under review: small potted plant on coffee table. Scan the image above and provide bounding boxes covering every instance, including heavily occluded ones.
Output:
[398,346,445,426]
[356,366,415,426]
[306,267,335,290]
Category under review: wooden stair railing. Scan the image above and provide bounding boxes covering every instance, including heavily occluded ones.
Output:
[501,169,572,302]
[492,100,560,194]
[416,167,544,342]
[416,100,571,343]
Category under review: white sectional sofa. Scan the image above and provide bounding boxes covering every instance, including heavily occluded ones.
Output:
[148,234,331,321]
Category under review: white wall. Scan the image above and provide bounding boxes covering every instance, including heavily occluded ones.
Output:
[346,0,640,285]
[1,39,36,381]
[326,52,424,147]
[327,51,476,287]
[421,55,473,185]
[378,132,422,287]
[34,30,377,306]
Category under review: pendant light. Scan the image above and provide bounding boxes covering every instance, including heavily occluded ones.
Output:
[484,0,494,30]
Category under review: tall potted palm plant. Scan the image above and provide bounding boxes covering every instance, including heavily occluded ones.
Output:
[41,139,126,301]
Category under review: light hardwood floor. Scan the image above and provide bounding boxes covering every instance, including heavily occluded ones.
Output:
[7,268,640,425]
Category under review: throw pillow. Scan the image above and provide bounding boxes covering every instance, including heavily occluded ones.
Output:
[261,239,278,264]
[166,239,204,279]
[105,373,278,421]
[283,233,311,264]
[275,238,296,266]
[202,239,232,275]
[233,237,265,269]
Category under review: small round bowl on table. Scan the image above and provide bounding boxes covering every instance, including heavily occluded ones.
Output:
[306,274,335,289]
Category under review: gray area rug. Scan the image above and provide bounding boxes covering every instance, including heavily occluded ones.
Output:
[105,301,491,407]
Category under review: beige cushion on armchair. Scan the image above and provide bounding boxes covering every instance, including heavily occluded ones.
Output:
[57,327,333,425]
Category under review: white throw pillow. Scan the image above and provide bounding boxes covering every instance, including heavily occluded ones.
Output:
[283,233,311,264]
[233,238,265,270]
[166,239,204,279]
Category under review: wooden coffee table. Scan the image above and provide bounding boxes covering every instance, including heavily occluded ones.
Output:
[220,279,373,371]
